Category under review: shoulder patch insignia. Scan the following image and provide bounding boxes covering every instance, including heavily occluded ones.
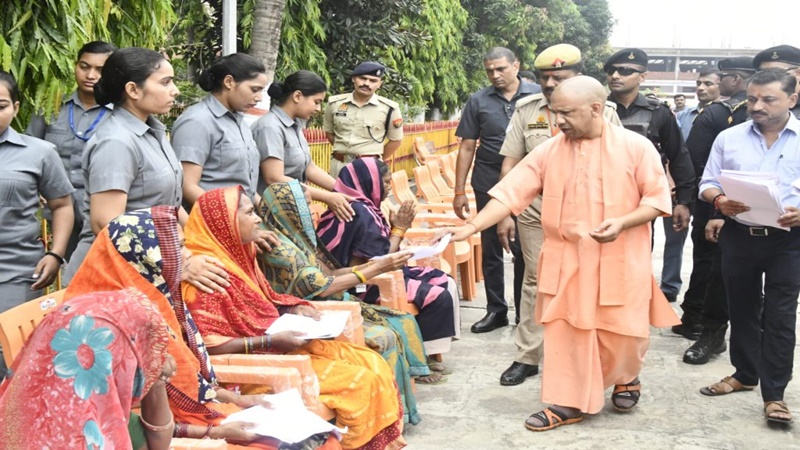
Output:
[393,118,404,128]
[527,114,549,129]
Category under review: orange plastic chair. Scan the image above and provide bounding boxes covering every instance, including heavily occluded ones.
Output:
[412,137,444,165]
[0,289,66,367]
[370,270,419,315]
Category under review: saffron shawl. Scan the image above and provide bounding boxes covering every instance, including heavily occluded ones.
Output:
[0,290,169,449]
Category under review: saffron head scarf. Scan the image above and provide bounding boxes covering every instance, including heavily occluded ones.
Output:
[182,186,308,346]
[0,289,169,449]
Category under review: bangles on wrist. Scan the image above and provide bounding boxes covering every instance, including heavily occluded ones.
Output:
[390,226,407,238]
[140,413,174,433]
[352,269,368,283]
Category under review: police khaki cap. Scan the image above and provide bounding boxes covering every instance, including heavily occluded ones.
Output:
[534,44,582,71]
[753,45,800,68]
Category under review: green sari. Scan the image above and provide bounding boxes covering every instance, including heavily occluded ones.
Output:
[258,181,429,425]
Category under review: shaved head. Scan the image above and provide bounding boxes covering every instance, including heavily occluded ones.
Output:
[549,76,606,140]
[552,76,607,104]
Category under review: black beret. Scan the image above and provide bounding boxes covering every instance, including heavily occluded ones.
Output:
[351,61,386,78]
[753,45,800,68]
[717,57,755,73]
[604,48,648,71]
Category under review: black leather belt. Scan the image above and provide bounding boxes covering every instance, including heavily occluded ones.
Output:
[331,153,379,163]
[731,221,787,237]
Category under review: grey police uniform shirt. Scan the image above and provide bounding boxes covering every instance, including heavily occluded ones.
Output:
[251,106,312,193]
[26,92,112,213]
[171,94,260,200]
[65,108,183,281]
[0,127,73,285]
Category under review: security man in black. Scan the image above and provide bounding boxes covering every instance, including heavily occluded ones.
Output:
[676,57,754,365]
[604,48,695,233]
[753,45,800,119]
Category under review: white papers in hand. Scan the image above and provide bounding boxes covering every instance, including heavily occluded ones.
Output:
[371,233,452,261]
[265,311,350,339]
[718,170,787,230]
[221,389,346,443]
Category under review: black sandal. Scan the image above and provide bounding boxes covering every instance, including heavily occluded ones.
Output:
[524,407,583,432]
[612,378,641,412]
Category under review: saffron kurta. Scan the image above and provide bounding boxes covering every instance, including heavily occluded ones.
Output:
[489,122,680,412]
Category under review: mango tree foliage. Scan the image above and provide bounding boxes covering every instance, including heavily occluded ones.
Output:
[1,0,175,128]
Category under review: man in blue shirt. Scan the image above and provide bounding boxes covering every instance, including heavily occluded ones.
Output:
[677,70,721,142]
[453,47,541,333]
[698,69,800,424]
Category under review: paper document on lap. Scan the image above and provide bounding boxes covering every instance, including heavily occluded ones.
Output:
[266,311,350,339]
[222,388,346,442]
[718,170,787,230]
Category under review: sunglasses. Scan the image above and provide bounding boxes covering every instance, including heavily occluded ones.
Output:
[604,66,645,76]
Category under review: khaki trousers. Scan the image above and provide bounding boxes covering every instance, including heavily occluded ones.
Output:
[514,196,545,365]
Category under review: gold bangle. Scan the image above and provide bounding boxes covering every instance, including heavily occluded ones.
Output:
[139,414,175,432]
[391,228,406,238]
[352,269,368,283]
[243,337,249,354]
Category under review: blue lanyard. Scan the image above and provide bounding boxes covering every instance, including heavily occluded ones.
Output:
[68,103,107,142]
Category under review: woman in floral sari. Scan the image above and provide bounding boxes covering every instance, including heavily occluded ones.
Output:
[317,158,460,364]
[0,289,173,449]
[182,186,405,450]
[260,180,441,424]
[65,206,339,449]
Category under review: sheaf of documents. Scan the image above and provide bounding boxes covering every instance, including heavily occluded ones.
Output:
[221,388,346,443]
[717,170,788,230]
[265,311,350,339]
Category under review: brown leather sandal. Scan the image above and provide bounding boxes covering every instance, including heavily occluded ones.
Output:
[699,376,756,396]
[524,407,584,432]
[765,401,793,424]
[612,378,641,412]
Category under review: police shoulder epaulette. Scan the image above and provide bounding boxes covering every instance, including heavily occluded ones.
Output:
[327,93,349,103]
[730,99,747,112]
[515,93,544,109]
[604,100,618,110]
[376,96,400,109]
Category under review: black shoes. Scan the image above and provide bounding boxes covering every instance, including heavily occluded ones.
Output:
[471,312,509,333]
[500,362,539,386]
[672,322,703,340]
[683,326,727,365]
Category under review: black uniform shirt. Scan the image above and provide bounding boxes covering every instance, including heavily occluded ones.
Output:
[610,93,696,205]
[686,90,748,178]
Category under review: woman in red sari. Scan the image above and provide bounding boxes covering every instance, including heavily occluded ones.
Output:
[182,186,405,450]
[0,289,173,449]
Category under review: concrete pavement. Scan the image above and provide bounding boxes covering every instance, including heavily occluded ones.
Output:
[403,218,800,449]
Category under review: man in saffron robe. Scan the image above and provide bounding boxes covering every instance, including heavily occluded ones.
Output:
[446,76,680,431]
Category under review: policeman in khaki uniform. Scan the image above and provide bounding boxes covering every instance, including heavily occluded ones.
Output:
[753,45,800,119]
[324,61,404,177]
[496,44,621,387]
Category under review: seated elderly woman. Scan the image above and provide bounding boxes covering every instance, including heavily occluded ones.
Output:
[181,186,405,450]
[0,289,174,450]
[65,206,340,449]
[259,181,441,426]
[317,159,460,368]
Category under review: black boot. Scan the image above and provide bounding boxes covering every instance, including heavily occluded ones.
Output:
[683,325,727,365]
[672,314,703,340]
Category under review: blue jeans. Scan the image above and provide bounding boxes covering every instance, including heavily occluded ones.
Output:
[660,215,688,298]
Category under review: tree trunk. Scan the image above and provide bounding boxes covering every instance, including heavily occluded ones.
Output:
[248,0,286,87]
